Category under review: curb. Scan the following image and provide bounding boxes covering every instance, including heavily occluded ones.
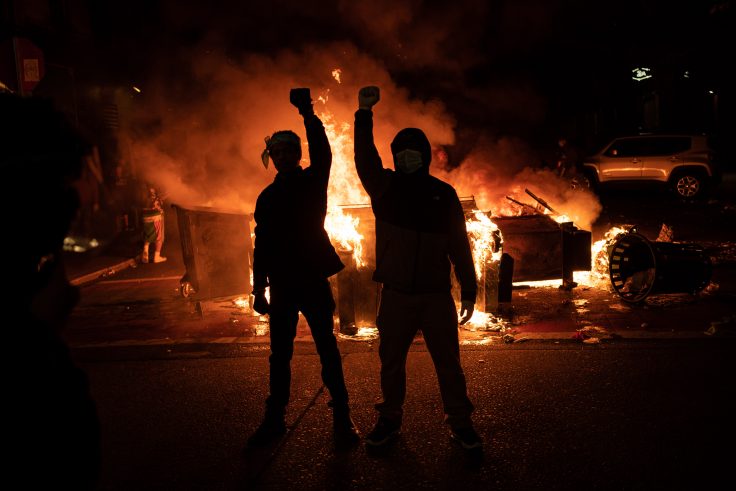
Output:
[68,330,725,349]
[69,258,138,287]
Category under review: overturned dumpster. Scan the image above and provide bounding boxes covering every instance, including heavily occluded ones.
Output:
[608,230,711,303]
[172,204,252,300]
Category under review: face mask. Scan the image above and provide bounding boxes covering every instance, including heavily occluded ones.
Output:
[395,149,423,174]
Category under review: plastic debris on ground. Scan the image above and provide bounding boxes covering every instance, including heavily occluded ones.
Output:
[337,326,379,342]
[704,315,736,336]
[463,311,509,332]
[656,223,674,242]
[573,325,610,342]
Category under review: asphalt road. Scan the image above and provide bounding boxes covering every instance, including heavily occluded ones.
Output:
[60,173,736,490]
[74,339,736,491]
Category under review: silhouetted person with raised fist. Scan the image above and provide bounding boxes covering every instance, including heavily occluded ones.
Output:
[248,88,359,449]
[354,86,482,451]
[2,93,101,489]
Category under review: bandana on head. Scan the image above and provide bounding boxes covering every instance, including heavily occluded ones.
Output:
[260,131,301,169]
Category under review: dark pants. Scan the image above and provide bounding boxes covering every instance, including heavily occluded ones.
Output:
[375,288,475,429]
[266,278,349,414]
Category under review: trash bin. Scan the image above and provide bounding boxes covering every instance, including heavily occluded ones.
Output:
[172,204,252,299]
[608,231,711,303]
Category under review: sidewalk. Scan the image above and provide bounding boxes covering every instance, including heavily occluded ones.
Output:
[65,205,182,286]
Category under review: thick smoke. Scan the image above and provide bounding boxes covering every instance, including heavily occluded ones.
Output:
[125,0,601,228]
[127,42,455,212]
[435,134,602,230]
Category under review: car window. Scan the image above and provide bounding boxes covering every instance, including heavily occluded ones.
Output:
[604,137,691,157]
[649,137,690,155]
[605,139,651,157]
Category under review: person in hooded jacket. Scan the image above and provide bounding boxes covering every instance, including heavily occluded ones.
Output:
[247,88,359,449]
[353,86,482,451]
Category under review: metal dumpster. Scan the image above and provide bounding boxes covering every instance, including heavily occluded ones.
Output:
[172,204,252,299]
[492,214,591,284]
[608,231,711,303]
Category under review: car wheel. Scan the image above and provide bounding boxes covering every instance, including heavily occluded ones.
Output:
[671,171,706,201]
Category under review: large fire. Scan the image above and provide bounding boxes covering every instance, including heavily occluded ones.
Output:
[299,69,623,333]
[316,85,369,268]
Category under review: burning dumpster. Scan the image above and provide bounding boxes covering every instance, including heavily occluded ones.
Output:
[493,189,592,288]
[492,214,591,285]
[332,198,511,331]
[172,204,252,299]
[330,204,378,334]
[608,231,711,303]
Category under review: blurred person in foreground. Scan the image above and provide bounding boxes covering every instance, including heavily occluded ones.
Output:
[248,88,359,449]
[1,93,101,489]
[353,86,482,451]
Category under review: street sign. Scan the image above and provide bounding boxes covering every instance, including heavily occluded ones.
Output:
[12,37,45,95]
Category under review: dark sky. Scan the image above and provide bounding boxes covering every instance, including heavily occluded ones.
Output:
[19,0,726,218]
[80,0,729,138]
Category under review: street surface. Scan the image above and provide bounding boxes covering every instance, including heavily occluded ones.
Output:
[62,177,736,490]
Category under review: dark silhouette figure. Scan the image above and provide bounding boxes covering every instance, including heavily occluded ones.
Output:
[554,137,580,178]
[248,88,359,449]
[354,86,482,450]
[1,94,101,489]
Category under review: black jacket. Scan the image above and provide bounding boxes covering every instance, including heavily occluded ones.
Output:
[252,114,344,290]
[354,109,477,303]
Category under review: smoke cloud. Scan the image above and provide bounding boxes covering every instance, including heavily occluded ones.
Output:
[127,42,457,212]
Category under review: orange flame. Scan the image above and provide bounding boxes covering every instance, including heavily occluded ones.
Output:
[331,68,342,84]
[465,210,502,280]
[314,86,370,268]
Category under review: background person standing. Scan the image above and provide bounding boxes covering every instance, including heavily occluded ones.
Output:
[140,185,166,263]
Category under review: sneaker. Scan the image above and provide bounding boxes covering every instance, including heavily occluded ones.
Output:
[450,426,483,450]
[247,418,286,448]
[153,254,167,263]
[365,417,400,447]
[140,253,149,264]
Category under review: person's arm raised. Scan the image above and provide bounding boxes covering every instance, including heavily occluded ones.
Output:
[354,86,389,198]
[290,88,331,182]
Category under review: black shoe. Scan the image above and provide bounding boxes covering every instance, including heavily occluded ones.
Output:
[333,411,361,448]
[365,417,400,447]
[247,418,287,448]
[450,426,483,450]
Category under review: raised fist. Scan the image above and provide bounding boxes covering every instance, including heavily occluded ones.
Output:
[290,88,313,115]
[358,86,380,110]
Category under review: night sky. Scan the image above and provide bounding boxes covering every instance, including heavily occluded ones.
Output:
[79,0,730,133]
[7,0,731,216]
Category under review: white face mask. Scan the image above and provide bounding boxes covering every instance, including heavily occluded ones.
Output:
[395,149,424,174]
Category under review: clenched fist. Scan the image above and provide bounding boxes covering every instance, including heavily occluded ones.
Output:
[290,88,313,116]
[358,86,380,110]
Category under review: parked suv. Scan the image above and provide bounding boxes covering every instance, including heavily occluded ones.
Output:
[581,134,718,200]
